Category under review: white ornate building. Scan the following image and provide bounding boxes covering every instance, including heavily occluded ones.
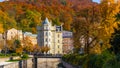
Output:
[37,18,63,54]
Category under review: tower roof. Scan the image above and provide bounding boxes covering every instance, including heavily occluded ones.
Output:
[43,17,49,24]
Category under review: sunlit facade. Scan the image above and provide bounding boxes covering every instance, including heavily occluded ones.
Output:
[37,18,63,54]
[7,28,22,40]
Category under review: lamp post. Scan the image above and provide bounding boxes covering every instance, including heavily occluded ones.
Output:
[99,40,103,52]
[2,30,7,56]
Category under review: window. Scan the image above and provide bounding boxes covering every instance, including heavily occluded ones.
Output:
[58,34,59,38]
[46,32,48,36]
[46,38,48,42]
[58,40,60,43]
[49,39,50,42]
[58,45,59,48]
[49,32,50,36]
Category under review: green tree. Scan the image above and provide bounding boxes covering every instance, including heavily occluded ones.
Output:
[110,24,120,54]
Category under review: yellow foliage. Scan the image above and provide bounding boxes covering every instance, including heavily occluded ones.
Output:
[90,44,101,54]
[0,23,3,33]
[16,47,23,55]
[100,0,120,35]
[99,0,120,49]
[22,36,34,52]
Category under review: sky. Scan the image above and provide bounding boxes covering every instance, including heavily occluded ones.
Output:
[93,0,100,3]
[0,0,4,2]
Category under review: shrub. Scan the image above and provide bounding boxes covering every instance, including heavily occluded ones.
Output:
[62,54,87,66]
[0,53,4,56]
[11,53,18,56]
[21,54,29,59]
[83,50,115,68]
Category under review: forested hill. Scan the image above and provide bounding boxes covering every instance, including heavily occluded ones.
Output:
[0,0,97,33]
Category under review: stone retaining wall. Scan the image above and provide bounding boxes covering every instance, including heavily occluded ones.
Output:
[0,58,33,68]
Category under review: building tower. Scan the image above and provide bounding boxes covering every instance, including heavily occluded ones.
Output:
[37,18,63,54]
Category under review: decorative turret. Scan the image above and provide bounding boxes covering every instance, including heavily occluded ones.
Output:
[42,17,49,25]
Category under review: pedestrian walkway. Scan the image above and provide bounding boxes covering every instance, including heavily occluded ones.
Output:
[0,58,10,63]
[0,62,13,66]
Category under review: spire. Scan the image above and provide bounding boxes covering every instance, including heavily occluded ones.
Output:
[43,17,49,24]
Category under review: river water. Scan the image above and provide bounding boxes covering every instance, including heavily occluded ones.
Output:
[37,58,61,68]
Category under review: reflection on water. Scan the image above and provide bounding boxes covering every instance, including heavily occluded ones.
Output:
[37,58,61,68]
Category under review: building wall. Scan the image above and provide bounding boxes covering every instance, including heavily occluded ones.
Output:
[62,31,73,54]
[63,38,73,54]
[7,28,22,40]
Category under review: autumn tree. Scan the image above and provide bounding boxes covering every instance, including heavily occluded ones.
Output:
[22,36,34,53]
[40,46,50,54]
[99,0,120,50]
[73,3,101,54]
[33,44,41,53]
[44,46,50,54]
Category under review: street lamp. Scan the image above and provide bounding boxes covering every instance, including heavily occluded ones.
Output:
[99,40,103,52]
[2,30,7,56]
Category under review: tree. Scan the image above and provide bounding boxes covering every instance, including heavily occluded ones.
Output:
[33,44,41,53]
[72,3,101,54]
[110,24,120,54]
[110,11,120,55]
[40,46,50,54]
[44,46,50,54]
[22,36,34,53]
[0,24,4,33]
[99,0,120,50]
[0,10,16,31]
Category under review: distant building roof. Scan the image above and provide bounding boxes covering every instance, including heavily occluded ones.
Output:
[42,17,49,24]
[62,31,73,38]
[24,32,37,37]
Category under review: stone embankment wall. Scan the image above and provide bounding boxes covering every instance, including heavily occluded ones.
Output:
[0,58,60,68]
[62,60,81,68]
[0,58,33,68]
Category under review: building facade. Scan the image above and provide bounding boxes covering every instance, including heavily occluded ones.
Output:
[37,18,63,54]
[62,31,73,54]
[7,28,23,40]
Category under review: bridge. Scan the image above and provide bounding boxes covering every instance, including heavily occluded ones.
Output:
[32,54,63,68]
[33,54,62,58]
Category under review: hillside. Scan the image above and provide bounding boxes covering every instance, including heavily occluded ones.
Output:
[0,0,97,33]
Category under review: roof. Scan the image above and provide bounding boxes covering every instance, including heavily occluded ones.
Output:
[42,17,49,24]
[62,31,73,38]
[24,32,37,37]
